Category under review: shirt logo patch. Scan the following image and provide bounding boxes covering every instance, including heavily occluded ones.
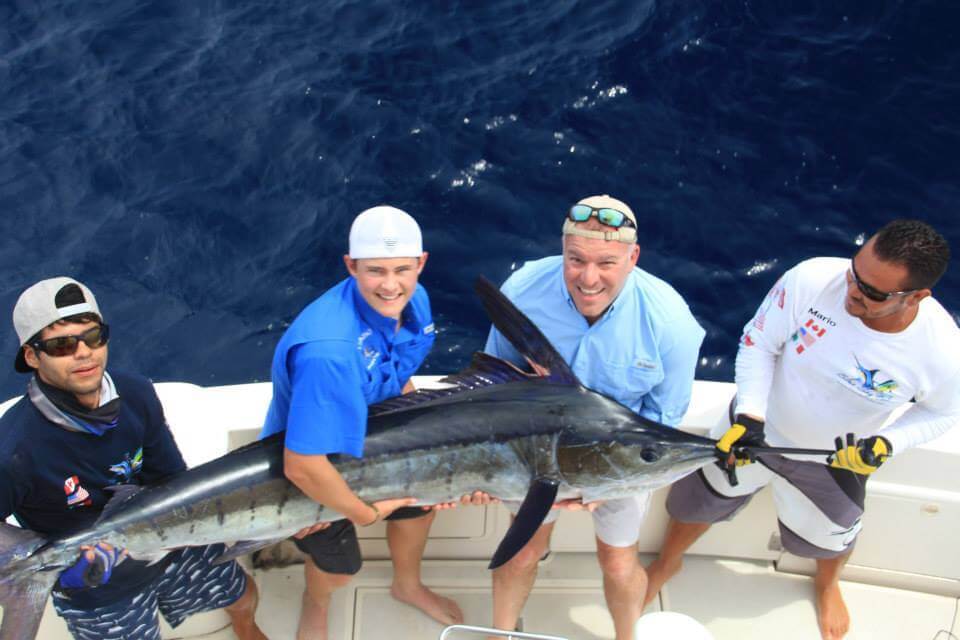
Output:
[64,475,92,508]
[423,323,435,335]
[357,329,381,371]
[791,318,827,354]
[108,448,143,484]
[837,354,899,401]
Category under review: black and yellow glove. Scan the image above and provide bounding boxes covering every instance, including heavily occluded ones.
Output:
[829,433,891,475]
[716,414,766,468]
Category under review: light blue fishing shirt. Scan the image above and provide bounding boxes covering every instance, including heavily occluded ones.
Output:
[261,277,435,457]
[484,256,704,427]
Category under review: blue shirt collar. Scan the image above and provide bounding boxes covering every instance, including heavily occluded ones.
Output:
[349,278,425,338]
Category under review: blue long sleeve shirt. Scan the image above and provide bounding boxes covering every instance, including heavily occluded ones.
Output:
[484,256,704,427]
[261,277,435,457]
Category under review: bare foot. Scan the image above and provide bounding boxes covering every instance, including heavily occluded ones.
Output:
[815,580,849,639]
[643,556,682,609]
[391,582,464,625]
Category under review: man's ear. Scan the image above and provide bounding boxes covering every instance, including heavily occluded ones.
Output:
[23,346,39,370]
[629,243,640,266]
[343,255,358,277]
[417,252,429,275]
[906,288,931,307]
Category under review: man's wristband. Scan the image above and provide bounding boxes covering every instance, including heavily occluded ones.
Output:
[361,502,381,527]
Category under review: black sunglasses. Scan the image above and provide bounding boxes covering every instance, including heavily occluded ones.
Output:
[849,261,916,303]
[30,324,110,358]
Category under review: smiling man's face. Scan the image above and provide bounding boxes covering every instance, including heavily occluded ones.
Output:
[345,254,428,321]
[562,224,639,324]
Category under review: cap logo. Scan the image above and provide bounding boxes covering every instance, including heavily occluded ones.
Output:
[348,206,422,259]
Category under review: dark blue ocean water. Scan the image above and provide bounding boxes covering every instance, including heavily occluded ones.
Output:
[1,1,958,401]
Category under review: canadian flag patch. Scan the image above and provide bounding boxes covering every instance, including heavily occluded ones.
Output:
[792,318,827,354]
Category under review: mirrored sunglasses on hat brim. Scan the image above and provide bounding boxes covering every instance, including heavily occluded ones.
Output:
[568,204,636,229]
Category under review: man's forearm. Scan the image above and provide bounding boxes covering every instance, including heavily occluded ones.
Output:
[880,405,960,455]
[283,449,376,525]
[734,341,778,419]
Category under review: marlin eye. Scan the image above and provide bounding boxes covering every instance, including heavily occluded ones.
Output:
[640,447,660,463]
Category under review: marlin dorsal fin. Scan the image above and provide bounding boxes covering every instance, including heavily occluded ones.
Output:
[475,276,580,385]
[368,352,537,418]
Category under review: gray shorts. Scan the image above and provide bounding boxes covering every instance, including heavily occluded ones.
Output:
[666,455,867,558]
[52,544,247,640]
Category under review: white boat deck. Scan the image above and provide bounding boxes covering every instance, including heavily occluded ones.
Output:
[6,378,960,639]
[32,527,960,639]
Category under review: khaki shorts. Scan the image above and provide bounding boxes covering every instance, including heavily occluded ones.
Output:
[504,492,652,548]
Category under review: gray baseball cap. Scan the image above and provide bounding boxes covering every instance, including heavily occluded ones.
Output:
[13,277,102,373]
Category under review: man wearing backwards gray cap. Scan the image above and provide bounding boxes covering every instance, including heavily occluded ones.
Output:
[482,195,705,640]
[0,278,265,640]
[261,205,463,639]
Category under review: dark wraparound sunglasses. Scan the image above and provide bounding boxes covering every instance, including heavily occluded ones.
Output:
[568,204,636,229]
[849,261,917,303]
[30,324,110,358]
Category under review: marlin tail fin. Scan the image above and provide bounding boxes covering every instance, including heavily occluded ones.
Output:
[0,523,55,640]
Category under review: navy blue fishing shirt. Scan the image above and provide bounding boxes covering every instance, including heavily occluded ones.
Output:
[0,371,187,607]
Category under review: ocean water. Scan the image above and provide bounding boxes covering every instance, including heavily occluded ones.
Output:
[1,0,958,401]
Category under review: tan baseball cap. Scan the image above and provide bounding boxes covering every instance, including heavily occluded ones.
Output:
[562,194,637,243]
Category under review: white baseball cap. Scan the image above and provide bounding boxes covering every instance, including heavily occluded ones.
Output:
[13,277,102,372]
[348,206,423,259]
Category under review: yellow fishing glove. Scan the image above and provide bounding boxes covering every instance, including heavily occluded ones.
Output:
[716,414,765,467]
[829,433,891,475]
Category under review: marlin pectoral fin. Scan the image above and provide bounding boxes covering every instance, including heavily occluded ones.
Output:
[96,484,145,525]
[488,477,560,570]
[212,538,288,565]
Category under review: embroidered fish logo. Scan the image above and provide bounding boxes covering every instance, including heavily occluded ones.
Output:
[854,355,898,393]
[108,448,144,484]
